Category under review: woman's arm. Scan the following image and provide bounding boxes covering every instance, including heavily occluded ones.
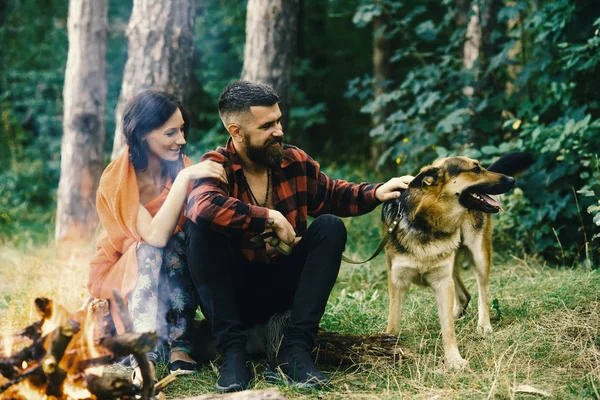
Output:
[136,160,227,247]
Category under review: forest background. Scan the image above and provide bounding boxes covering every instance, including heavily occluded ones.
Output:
[1,0,599,265]
[0,0,599,398]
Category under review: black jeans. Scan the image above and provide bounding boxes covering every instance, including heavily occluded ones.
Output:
[185,214,347,354]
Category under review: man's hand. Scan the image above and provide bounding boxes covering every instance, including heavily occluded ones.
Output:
[267,210,296,245]
[375,175,414,202]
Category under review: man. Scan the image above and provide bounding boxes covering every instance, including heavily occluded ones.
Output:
[185,80,411,392]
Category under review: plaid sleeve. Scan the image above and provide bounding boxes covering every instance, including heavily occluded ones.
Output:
[302,150,383,217]
[185,151,268,233]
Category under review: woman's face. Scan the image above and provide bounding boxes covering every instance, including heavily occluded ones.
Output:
[144,108,186,162]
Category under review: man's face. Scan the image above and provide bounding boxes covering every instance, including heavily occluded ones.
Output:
[241,104,284,168]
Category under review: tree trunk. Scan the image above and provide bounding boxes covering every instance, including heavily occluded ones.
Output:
[241,0,298,132]
[111,0,196,160]
[56,0,108,243]
[370,12,392,170]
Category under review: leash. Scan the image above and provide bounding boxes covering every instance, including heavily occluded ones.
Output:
[250,208,403,264]
[341,210,402,264]
[250,231,293,256]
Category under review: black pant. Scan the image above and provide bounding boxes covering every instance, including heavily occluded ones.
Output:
[185,214,347,354]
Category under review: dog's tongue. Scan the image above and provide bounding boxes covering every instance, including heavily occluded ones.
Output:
[479,193,504,211]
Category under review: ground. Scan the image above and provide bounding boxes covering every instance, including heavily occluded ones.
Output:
[0,235,598,399]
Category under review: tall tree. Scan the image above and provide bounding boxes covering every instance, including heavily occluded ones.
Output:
[370,9,392,169]
[111,0,196,159]
[56,0,108,243]
[242,0,298,131]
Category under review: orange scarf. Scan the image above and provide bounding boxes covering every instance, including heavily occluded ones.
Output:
[88,149,192,333]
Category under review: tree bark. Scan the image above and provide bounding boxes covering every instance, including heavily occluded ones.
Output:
[242,0,298,132]
[56,0,108,243]
[111,0,196,159]
[370,12,392,169]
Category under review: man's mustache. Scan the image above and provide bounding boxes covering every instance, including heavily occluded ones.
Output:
[267,137,283,146]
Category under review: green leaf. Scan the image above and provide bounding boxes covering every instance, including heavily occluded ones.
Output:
[577,189,595,197]
[436,109,466,133]
[415,20,437,41]
[594,213,600,226]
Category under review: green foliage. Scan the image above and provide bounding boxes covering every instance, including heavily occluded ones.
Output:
[349,0,600,265]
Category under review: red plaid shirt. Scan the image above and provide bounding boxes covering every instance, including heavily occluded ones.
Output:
[185,139,382,262]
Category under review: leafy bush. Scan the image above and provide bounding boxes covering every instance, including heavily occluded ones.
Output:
[349,0,600,265]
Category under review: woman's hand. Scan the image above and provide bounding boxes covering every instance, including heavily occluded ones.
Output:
[182,160,228,183]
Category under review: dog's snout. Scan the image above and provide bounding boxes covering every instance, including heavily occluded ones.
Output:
[505,176,515,186]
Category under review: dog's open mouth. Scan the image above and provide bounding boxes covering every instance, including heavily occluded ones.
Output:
[464,192,503,213]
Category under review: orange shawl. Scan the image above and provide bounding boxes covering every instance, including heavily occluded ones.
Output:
[88,149,192,333]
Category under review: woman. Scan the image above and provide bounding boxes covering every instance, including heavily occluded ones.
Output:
[89,89,226,384]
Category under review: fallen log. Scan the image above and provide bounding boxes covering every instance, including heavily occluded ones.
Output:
[177,388,287,400]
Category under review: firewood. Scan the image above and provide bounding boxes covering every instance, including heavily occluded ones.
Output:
[34,297,53,319]
[110,290,155,400]
[77,355,116,371]
[0,364,45,394]
[42,320,80,397]
[99,332,157,357]
[314,330,407,367]
[176,388,287,400]
[85,373,137,399]
[0,333,49,379]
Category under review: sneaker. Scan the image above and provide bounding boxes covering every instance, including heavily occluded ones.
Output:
[215,347,252,392]
[267,344,329,389]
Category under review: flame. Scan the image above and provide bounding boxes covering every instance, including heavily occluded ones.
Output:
[22,360,28,369]
[2,332,13,357]
[63,382,93,400]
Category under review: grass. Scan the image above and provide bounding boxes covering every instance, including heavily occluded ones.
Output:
[0,212,599,399]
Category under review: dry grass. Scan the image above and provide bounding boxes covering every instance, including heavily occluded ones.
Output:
[0,241,598,399]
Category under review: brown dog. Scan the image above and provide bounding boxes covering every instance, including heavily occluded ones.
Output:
[382,153,532,369]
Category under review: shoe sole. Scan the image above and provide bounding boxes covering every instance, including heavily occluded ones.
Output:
[215,383,245,393]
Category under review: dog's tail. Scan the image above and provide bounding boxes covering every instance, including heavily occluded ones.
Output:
[486,152,534,177]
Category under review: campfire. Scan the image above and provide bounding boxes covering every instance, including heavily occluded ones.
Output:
[1,288,408,400]
[0,291,173,400]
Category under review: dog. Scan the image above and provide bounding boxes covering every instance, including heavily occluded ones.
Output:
[382,152,533,370]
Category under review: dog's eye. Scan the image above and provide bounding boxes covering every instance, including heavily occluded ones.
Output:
[471,166,482,173]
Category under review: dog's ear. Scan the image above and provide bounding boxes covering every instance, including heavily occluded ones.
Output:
[486,152,534,177]
[409,167,440,188]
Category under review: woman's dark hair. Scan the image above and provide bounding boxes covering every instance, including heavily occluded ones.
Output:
[123,89,190,180]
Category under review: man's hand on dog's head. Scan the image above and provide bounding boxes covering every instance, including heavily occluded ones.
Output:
[376,175,414,202]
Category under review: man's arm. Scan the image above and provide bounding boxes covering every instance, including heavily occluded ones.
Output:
[305,152,412,217]
[185,152,268,233]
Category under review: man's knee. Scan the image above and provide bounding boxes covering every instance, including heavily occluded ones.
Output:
[309,214,347,249]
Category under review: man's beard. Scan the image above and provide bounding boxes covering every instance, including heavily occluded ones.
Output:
[245,136,284,168]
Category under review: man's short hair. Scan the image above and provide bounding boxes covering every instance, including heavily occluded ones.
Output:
[218,80,279,123]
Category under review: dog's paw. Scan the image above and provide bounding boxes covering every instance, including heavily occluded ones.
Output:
[447,357,469,371]
[477,323,493,336]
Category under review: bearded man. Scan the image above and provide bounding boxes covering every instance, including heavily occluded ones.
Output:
[185,80,412,392]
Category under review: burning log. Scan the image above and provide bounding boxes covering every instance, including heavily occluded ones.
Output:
[0,333,49,379]
[85,373,137,399]
[43,319,80,397]
[112,289,154,400]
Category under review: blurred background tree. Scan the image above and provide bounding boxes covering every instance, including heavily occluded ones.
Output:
[0,0,598,266]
